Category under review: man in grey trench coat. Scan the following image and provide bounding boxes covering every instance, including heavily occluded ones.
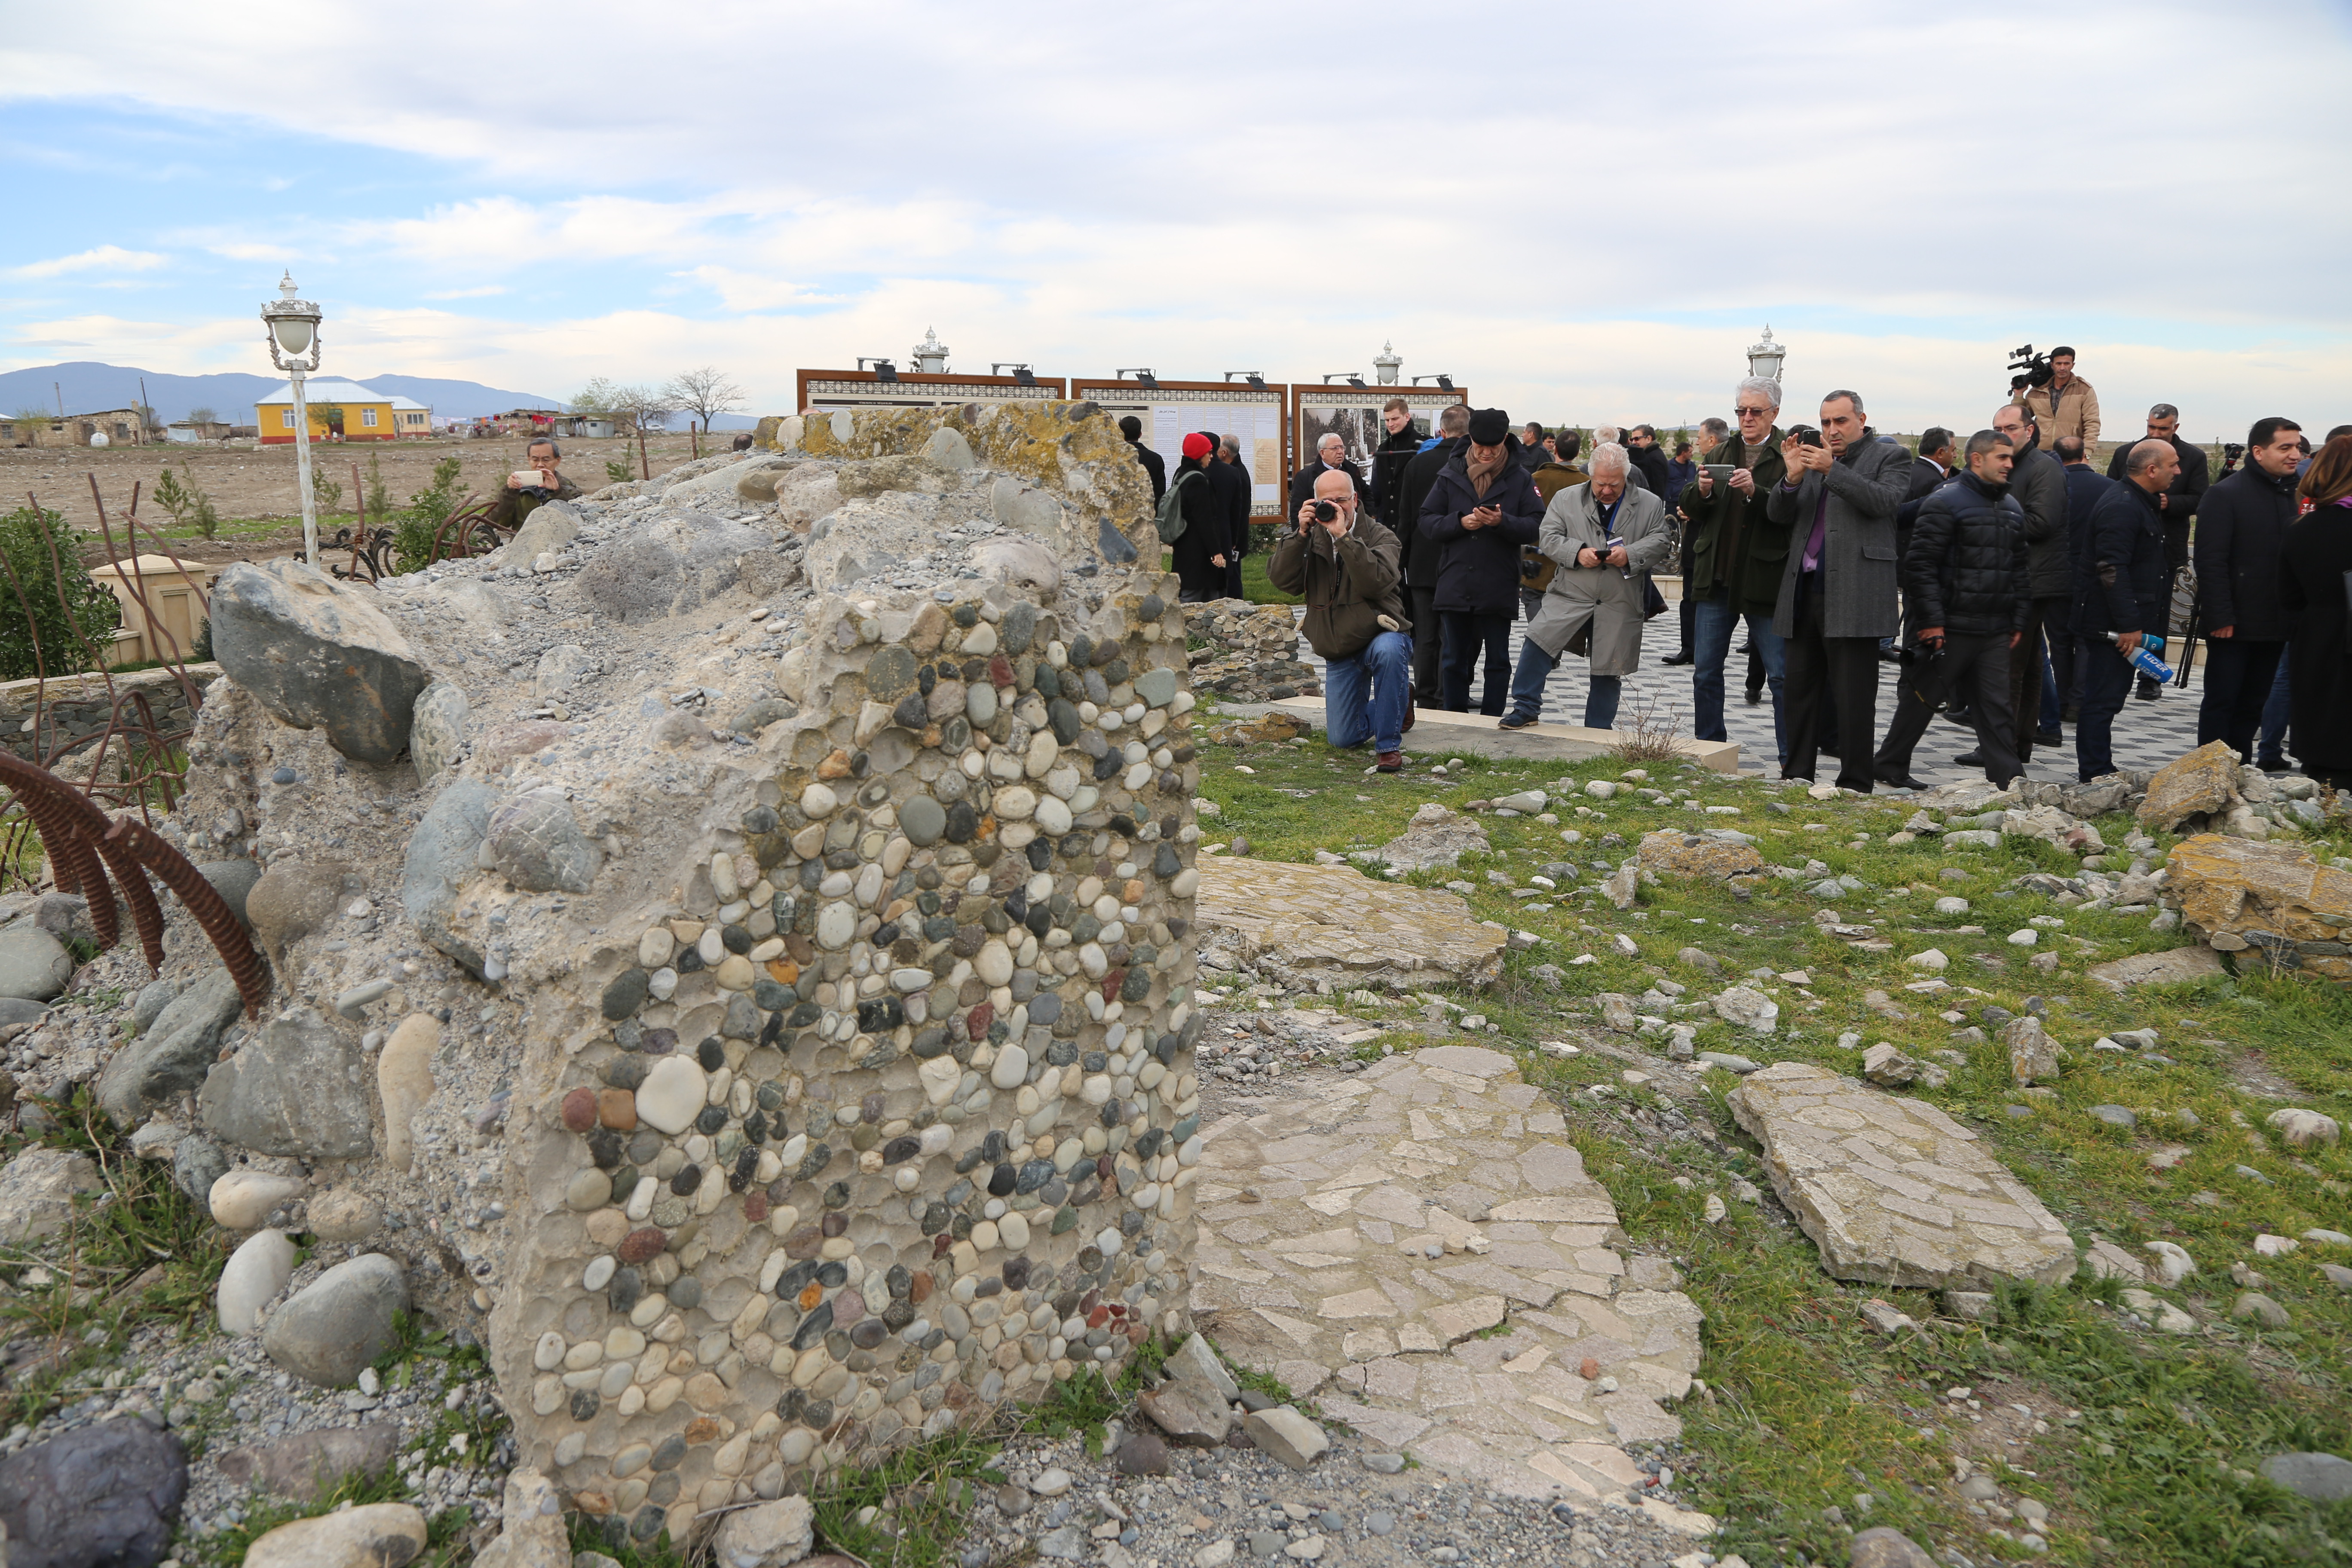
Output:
[1498,443,1670,730]
[1767,390,1911,791]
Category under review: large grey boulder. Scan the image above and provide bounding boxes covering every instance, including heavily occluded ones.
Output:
[0,927,74,1001]
[498,498,582,564]
[0,1148,102,1245]
[211,1424,401,1503]
[95,964,246,1124]
[209,558,432,765]
[197,1007,371,1159]
[2260,1452,2352,1503]
[401,780,498,976]
[485,788,601,894]
[573,510,756,623]
[196,858,261,928]
[0,1420,188,1568]
[261,1253,410,1387]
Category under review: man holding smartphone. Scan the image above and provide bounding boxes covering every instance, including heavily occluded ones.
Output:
[488,436,581,531]
[1418,409,1545,714]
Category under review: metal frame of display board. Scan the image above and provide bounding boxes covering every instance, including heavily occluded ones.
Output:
[795,368,1071,413]
[1068,378,1291,517]
[1289,383,1470,502]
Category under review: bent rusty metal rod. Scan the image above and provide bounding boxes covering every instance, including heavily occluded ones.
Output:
[0,752,165,967]
[101,815,269,1018]
[5,770,120,949]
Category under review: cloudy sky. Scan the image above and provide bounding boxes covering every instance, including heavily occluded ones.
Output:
[6,2,2349,439]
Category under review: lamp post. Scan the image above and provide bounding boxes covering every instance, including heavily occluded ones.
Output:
[1745,324,1785,384]
[1373,341,1402,386]
[262,272,325,566]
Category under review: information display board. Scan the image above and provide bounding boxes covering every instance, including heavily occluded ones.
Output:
[1071,380,1289,516]
[796,368,1069,413]
[1291,385,1470,481]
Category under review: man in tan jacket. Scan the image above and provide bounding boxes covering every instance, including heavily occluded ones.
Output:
[2012,347,2100,449]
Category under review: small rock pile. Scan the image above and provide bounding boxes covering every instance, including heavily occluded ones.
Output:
[1181,601,1317,703]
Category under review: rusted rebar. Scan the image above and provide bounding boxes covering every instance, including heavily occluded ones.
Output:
[102,815,270,1017]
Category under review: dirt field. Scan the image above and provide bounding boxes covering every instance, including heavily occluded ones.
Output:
[0,432,729,568]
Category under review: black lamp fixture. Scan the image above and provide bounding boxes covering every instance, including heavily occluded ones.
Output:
[1321,372,1366,387]
[991,362,1037,386]
[1223,371,1267,390]
[1412,374,1455,391]
[858,357,899,383]
[1115,368,1158,389]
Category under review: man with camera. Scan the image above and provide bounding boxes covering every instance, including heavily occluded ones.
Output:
[2105,403,2210,699]
[2072,438,2180,781]
[2012,346,2100,450]
[1873,429,2029,790]
[1681,378,1793,759]
[1271,469,1413,773]
[1767,390,1911,791]
[487,437,582,530]
[1419,409,1545,714]
[2193,416,2304,761]
[1497,443,1670,731]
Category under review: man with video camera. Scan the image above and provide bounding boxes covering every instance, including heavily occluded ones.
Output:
[2010,345,2100,450]
[1271,469,1413,773]
[1873,430,2029,790]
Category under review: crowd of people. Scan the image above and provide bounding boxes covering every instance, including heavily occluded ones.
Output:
[1121,371,2352,790]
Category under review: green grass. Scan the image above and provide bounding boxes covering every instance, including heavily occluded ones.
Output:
[1192,735,2352,1567]
[1156,548,1302,606]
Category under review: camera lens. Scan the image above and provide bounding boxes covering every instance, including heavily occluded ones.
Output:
[1312,500,1337,522]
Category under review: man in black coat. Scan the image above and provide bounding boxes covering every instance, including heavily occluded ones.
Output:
[2072,439,2179,781]
[1214,434,1253,598]
[1369,398,1424,535]
[1289,432,1372,517]
[2052,436,2113,723]
[1396,404,1469,705]
[1874,430,2029,789]
[1626,425,1675,497]
[2106,403,2211,700]
[1119,416,1164,504]
[1984,403,2070,761]
[1418,408,1544,714]
[2194,416,2304,760]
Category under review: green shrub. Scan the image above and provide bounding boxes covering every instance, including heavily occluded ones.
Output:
[0,504,123,682]
[390,457,468,575]
[150,465,221,541]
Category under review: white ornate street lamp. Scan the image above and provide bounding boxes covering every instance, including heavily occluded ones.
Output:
[1373,341,1403,386]
[1745,324,1785,384]
[262,272,324,565]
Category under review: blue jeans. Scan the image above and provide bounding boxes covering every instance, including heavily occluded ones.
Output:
[2075,642,2136,781]
[1692,593,1786,762]
[1323,630,1412,753]
[2259,647,2293,764]
[1439,613,1512,714]
[1507,640,1621,728]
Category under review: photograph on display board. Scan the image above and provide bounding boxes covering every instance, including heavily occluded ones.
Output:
[1295,395,1465,472]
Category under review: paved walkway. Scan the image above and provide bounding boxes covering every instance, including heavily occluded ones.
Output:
[1191,1046,1712,1531]
[1286,607,2205,789]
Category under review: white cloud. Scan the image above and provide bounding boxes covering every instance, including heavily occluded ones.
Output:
[423,285,507,300]
[11,245,168,279]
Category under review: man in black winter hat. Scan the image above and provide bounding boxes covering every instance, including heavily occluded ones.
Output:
[1417,408,1544,714]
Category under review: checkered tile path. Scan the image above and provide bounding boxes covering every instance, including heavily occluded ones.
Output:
[1291,609,2211,790]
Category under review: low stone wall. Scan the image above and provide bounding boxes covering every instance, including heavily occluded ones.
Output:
[0,664,219,761]
[1181,600,1317,703]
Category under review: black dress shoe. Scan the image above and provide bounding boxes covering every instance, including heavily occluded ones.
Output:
[1733,641,1753,654]
[1943,706,1975,727]
[1662,650,1694,666]
[1744,689,1764,706]
[1498,711,1538,729]
[1878,771,1928,791]
[1954,750,1986,767]
[2135,676,2162,701]
[2034,728,2062,747]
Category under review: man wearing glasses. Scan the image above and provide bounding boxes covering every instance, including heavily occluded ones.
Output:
[1680,377,1794,764]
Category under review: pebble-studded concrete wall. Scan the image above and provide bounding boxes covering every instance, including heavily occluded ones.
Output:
[487,407,1207,1549]
[0,664,217,763]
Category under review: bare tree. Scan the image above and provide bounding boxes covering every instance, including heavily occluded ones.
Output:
[662,366,745,435]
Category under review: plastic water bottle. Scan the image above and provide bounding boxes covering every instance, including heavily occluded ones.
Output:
[2104,631,2174,682]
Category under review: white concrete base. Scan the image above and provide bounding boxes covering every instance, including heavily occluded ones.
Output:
[1266,696,1743,772]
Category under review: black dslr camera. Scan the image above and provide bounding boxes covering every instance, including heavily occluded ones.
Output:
[1311,499,1338,523]
[2007,344,2055,394]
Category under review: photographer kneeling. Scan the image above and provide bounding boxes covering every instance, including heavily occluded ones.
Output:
[1498,443,1669,730]
[1271,470,1414,774]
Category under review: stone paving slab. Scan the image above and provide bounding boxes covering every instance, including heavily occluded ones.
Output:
[1193,859,1508,987]
[1727,1061,2077,1289]
[1265,697,1742,773]
[1190,1046,1708,1516]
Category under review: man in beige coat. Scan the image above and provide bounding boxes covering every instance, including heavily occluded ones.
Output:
[2011,346,2100,449]
[1498,443,1670,729]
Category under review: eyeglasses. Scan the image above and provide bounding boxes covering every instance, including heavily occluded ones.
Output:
[1735,407,1773,419]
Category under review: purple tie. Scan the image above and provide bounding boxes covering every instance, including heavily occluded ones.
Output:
[1801,490,1828,573]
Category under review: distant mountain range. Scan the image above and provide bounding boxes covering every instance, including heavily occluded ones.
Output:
[0,361,758,429]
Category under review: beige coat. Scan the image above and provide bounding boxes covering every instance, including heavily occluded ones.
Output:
[1522,482,1670,677]
[2013,376,2100,449]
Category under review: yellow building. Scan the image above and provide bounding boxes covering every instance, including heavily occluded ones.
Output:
[255,379,431,444]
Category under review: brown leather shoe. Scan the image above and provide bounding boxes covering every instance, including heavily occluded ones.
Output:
[1376,751,1405,773]
[1402,701,1416,733]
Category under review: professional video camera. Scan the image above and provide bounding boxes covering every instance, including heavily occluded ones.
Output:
[2007,344,2055,395]
[2220,442,2247,477]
